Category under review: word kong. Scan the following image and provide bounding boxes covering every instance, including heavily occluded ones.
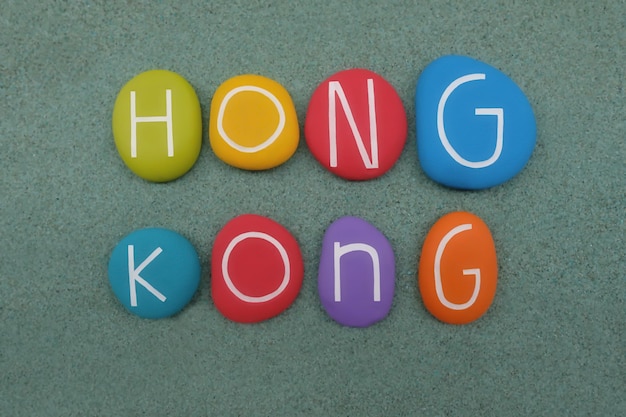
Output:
[108,212,498,327]
[112,55,536,188]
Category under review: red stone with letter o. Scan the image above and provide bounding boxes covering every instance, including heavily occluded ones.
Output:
[305,68,407,180]
[211,214,304,323]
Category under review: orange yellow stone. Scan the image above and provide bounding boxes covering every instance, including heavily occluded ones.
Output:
[209,74,299,170]
[418,211,498,324]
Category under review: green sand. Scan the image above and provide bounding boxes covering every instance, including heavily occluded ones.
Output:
[1,1,624,416]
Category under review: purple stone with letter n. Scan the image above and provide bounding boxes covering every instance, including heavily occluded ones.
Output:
[318,216,395,327]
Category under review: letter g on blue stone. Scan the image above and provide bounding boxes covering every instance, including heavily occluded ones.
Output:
[415,55,536,190]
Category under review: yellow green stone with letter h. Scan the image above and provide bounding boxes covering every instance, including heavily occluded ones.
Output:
[112,69,202,182]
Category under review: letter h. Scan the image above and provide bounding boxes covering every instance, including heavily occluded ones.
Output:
[130,89,174,158]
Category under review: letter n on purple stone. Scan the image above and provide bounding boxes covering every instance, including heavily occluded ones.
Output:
[318,216,395,327]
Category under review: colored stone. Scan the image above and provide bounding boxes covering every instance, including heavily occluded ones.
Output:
[318,216,395,327]
[209,74,299,170]
[415,55,536,189]
[418,211,498,324]
[305,68,407,181]
[108,227,201,319]
[112,70,202,182]
[211,214,304,323]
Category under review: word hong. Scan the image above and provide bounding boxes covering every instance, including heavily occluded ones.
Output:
[112,55,535,189]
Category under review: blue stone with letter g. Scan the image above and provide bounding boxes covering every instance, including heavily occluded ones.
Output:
[415,55,536,189]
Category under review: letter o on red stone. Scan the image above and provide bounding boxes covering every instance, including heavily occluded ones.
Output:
[211,214,304,323]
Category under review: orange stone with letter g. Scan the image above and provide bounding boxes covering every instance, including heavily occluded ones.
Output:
[418,211,497,324]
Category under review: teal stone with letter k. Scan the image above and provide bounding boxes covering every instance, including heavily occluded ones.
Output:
[108,227,201,319]
[415,55,536,189]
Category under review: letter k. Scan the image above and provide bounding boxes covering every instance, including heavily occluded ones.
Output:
[128,245,167,307]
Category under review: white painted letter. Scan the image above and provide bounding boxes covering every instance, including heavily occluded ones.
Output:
[130,89,174,158]
[127,245,167,307]
[437,73,504,168]
[333,242,381,302]
[434,224,481,310]
[222,231,290,303]
[328,79,379,169]
[217,86,286,153]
